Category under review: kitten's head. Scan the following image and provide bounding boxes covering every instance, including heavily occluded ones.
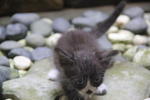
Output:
[56,48,117,96]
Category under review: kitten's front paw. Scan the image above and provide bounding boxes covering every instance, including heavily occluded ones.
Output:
[95,83,108,96]
[48,68,59,81]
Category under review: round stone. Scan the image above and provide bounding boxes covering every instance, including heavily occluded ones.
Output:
[83,10,108,18]
[107,26,119,34]
[108,30,134,43]
[46,33,62,48]
[0,40,23,51]
[31,47,53,61]
[133,49,150,68]
[115,15,130,27]
[124,17,148,34]
[13,56,32,70]
[8,48,32,59]
[97,35,112,50]
[30,18,52,37]
[72,12,108,27]
[18,70,27,77]
[11,13,40,25]
[52,18,71,33]
[0,26,6,42]
[133,35,148,45]
[123,7,144,18]
[26,34,45,48]
[0,66,10,82]
[0,56,9,67]
[6,23,28,41]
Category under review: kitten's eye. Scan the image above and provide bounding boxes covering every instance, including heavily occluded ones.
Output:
[76,78,84,85]
[73,77,87,90]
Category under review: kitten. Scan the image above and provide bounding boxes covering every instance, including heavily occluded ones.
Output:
[48,0,126,100]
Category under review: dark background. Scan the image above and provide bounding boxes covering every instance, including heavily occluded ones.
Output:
[0,0,150,16]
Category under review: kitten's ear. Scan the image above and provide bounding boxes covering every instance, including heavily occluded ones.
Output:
[55,47,74,61]
[96,50,118,68]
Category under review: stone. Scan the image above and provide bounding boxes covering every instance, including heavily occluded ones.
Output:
[8,48,32,59]
[112,43,126,52]
[0,40,23,51]
[83,10,108,18]
[52,18,71,33]
[6,23,28,41]
[144,14,150,35]
[133,35,148,45]
[94,62,150,100]
[0,26,6,42]
[31,47,53,61]
[124,17,148,34]
[72,12,108,27]
[46,33,62,48]
[26,34,45,48]
[82,27,92,32]
[133,48,150,69]
[31,18,52,37]
[123,46,138,61]
[18,70,27,77]
[108,30,134,43]
[82,10,109,26]
[13,56,32,70]
[3,58,63,100]
[11,13,40,25]
[115,15,130,28]
[0,66,10,83]
[97,35,112,50]
[107,26,119,34]
[10,68,19,79]
[0,56,9,67]
[123,7,144,18]
[18,39,26,47]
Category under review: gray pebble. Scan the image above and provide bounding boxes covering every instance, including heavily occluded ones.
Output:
[0,56,9,67]
[6,23,28,41]
[83,10,108,19]
[8,48,31,59]
[72,11,108,27]
[26,34,45,48]
[0,66,10,83]
[31,19,52,37]
[0,40,23,51]
[124,17,148,34]
[52,18,71,33]
[31,47,53,61]
[123,7,144,18]
[11,13,40,25]
[0,27,6,42]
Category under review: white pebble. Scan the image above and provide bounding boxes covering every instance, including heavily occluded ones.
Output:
[108,30,134,43]
[115,15,130,27]
[18,70,27,77]
[107,26,119,33]
[41,18,53,25]
[46,33,62,48]
[133,35,148,45]
[14,56,32,70]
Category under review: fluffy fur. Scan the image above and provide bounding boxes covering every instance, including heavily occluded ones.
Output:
[48,0,126,100]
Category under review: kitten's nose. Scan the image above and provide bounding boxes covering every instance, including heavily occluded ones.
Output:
[86,90,93,94]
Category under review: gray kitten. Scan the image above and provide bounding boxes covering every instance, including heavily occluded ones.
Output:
[48,0,126,100]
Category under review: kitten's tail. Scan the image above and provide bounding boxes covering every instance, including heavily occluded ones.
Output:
[92,0,127,38]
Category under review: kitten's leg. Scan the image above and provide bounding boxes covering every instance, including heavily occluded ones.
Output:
[94,83,108,96]
[48,68,60,81]
[62,80,84,100]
